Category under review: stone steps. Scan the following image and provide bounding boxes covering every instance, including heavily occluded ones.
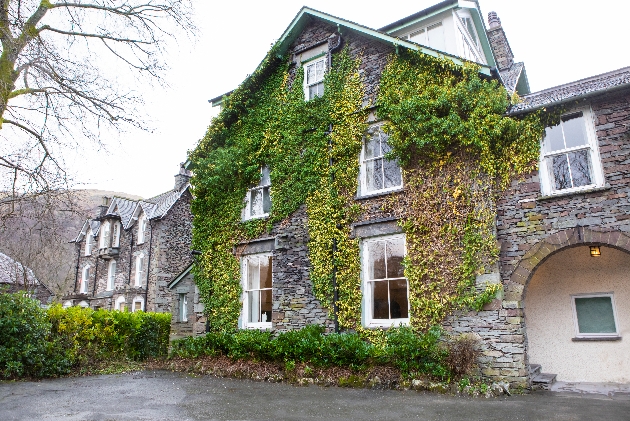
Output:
[531,369,557,390]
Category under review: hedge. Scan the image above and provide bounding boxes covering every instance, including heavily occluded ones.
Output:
[0,292,171,379]
[171,324,450,378]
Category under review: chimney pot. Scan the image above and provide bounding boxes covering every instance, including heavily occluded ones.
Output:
[488,11,501,29]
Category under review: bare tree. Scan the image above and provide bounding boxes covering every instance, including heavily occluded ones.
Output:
[0,189,85,295]
[0,1,195,215]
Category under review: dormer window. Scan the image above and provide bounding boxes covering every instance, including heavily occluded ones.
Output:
[303,56,325,100]
[99,221,111,249]
[137,214,147,244]
[85,228,93,256]
[243,166,271,220]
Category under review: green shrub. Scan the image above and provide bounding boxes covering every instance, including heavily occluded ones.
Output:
[0,292,58,378]
[0,294,171,379]
[171,324,451,378]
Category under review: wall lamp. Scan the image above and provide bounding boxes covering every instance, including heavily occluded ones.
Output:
[590,246,601,257]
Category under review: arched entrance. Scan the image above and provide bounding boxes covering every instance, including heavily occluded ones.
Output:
[510,227,630,383]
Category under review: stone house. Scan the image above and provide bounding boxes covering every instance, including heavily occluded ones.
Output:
[63,165,205,338]
[203,0,630,388]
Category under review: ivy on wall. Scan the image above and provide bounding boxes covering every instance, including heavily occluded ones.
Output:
[378,50,544,329]
[190,43,545,333]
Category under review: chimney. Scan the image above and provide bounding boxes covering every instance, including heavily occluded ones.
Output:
[174,163,192,191]
[486,12,514,71]
[98,196,110,217]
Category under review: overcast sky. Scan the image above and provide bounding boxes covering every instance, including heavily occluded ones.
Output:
[72,0,630,198]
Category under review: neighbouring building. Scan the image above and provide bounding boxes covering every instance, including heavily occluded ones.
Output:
[63,165,205,338]
[199,0,630,389]
[0,251,54,305]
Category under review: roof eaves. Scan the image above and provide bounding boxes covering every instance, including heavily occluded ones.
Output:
[168,262,194,290]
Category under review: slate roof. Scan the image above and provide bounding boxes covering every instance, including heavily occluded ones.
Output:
[499,62,525,94]
[139,188,187,220]
[0,251,38,286]
[106,197,137,228]
[510,66,630,114]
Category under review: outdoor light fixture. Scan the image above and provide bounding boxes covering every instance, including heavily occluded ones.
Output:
[590,246,601,257]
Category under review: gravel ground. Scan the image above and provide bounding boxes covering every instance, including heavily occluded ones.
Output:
[1,370,629,421]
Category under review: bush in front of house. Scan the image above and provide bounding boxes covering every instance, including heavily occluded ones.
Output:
[170,324,450,378]
[0,292,171,379]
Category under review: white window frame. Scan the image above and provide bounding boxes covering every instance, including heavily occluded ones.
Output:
[106,260,116,291]
[99,220,111,249]
[243,166,271,221]
[179,293,188,322]
[241,252,273,330]
[81,265,91,293]
[112,221,121,248]
[115,296,126,311]
[63,301,72,309]
[132,296,144,312]
[85,228,93,256]
[539,107,604,196]
[571,293,620,339]
[303,55,326,101]
[361,234,410,328]
[135,253,145,287]
[359,124,403,196]
[137,214,146,244]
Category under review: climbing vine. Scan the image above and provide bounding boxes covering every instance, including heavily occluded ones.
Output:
[378,50,544,329]
[190,44,545,334]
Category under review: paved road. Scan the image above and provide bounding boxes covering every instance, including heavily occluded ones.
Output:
[1,371,630,421]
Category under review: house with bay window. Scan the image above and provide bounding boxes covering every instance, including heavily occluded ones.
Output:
[63,165,205,338]
[203,0,630,388]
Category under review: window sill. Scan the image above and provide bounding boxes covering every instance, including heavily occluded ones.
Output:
[364,320,410,329]
[572,336,621,342]
[242,214,270,222]
[538,184,611,201]
[355,188,404,201]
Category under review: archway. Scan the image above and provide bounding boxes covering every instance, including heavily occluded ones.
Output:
[510,227,630,383]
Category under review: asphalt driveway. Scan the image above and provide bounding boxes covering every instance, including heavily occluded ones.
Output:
[1,371,629,421]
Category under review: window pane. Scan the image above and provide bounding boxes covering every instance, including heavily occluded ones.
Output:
[366,158,384,192]
[262,187,271,214]
[368,241,386,280]
[372,281,389,319]
[379,131,392,155]
[309,82,324,100]
[364,133,380,159]
[247,258,259,290]
[316,82,324,97]
[383,157,402,189]
[389,279,409,319]
[250,189,263,216]
[386,239,405,278]
[575,297,616,334]
[562,113,589,149]
[260,289,272,323]
[315,60,325,82]
[568,150,592,187]
[248,291,260,323]
[306,63,316,84]
[545,125,565,153]
[551,154,571,190]
[260,256,272,289]
[260,166,271,186]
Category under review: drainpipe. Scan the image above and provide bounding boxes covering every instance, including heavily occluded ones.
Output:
[144,219,154,312]
[326,123,340,334]
[73,243,81,293]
